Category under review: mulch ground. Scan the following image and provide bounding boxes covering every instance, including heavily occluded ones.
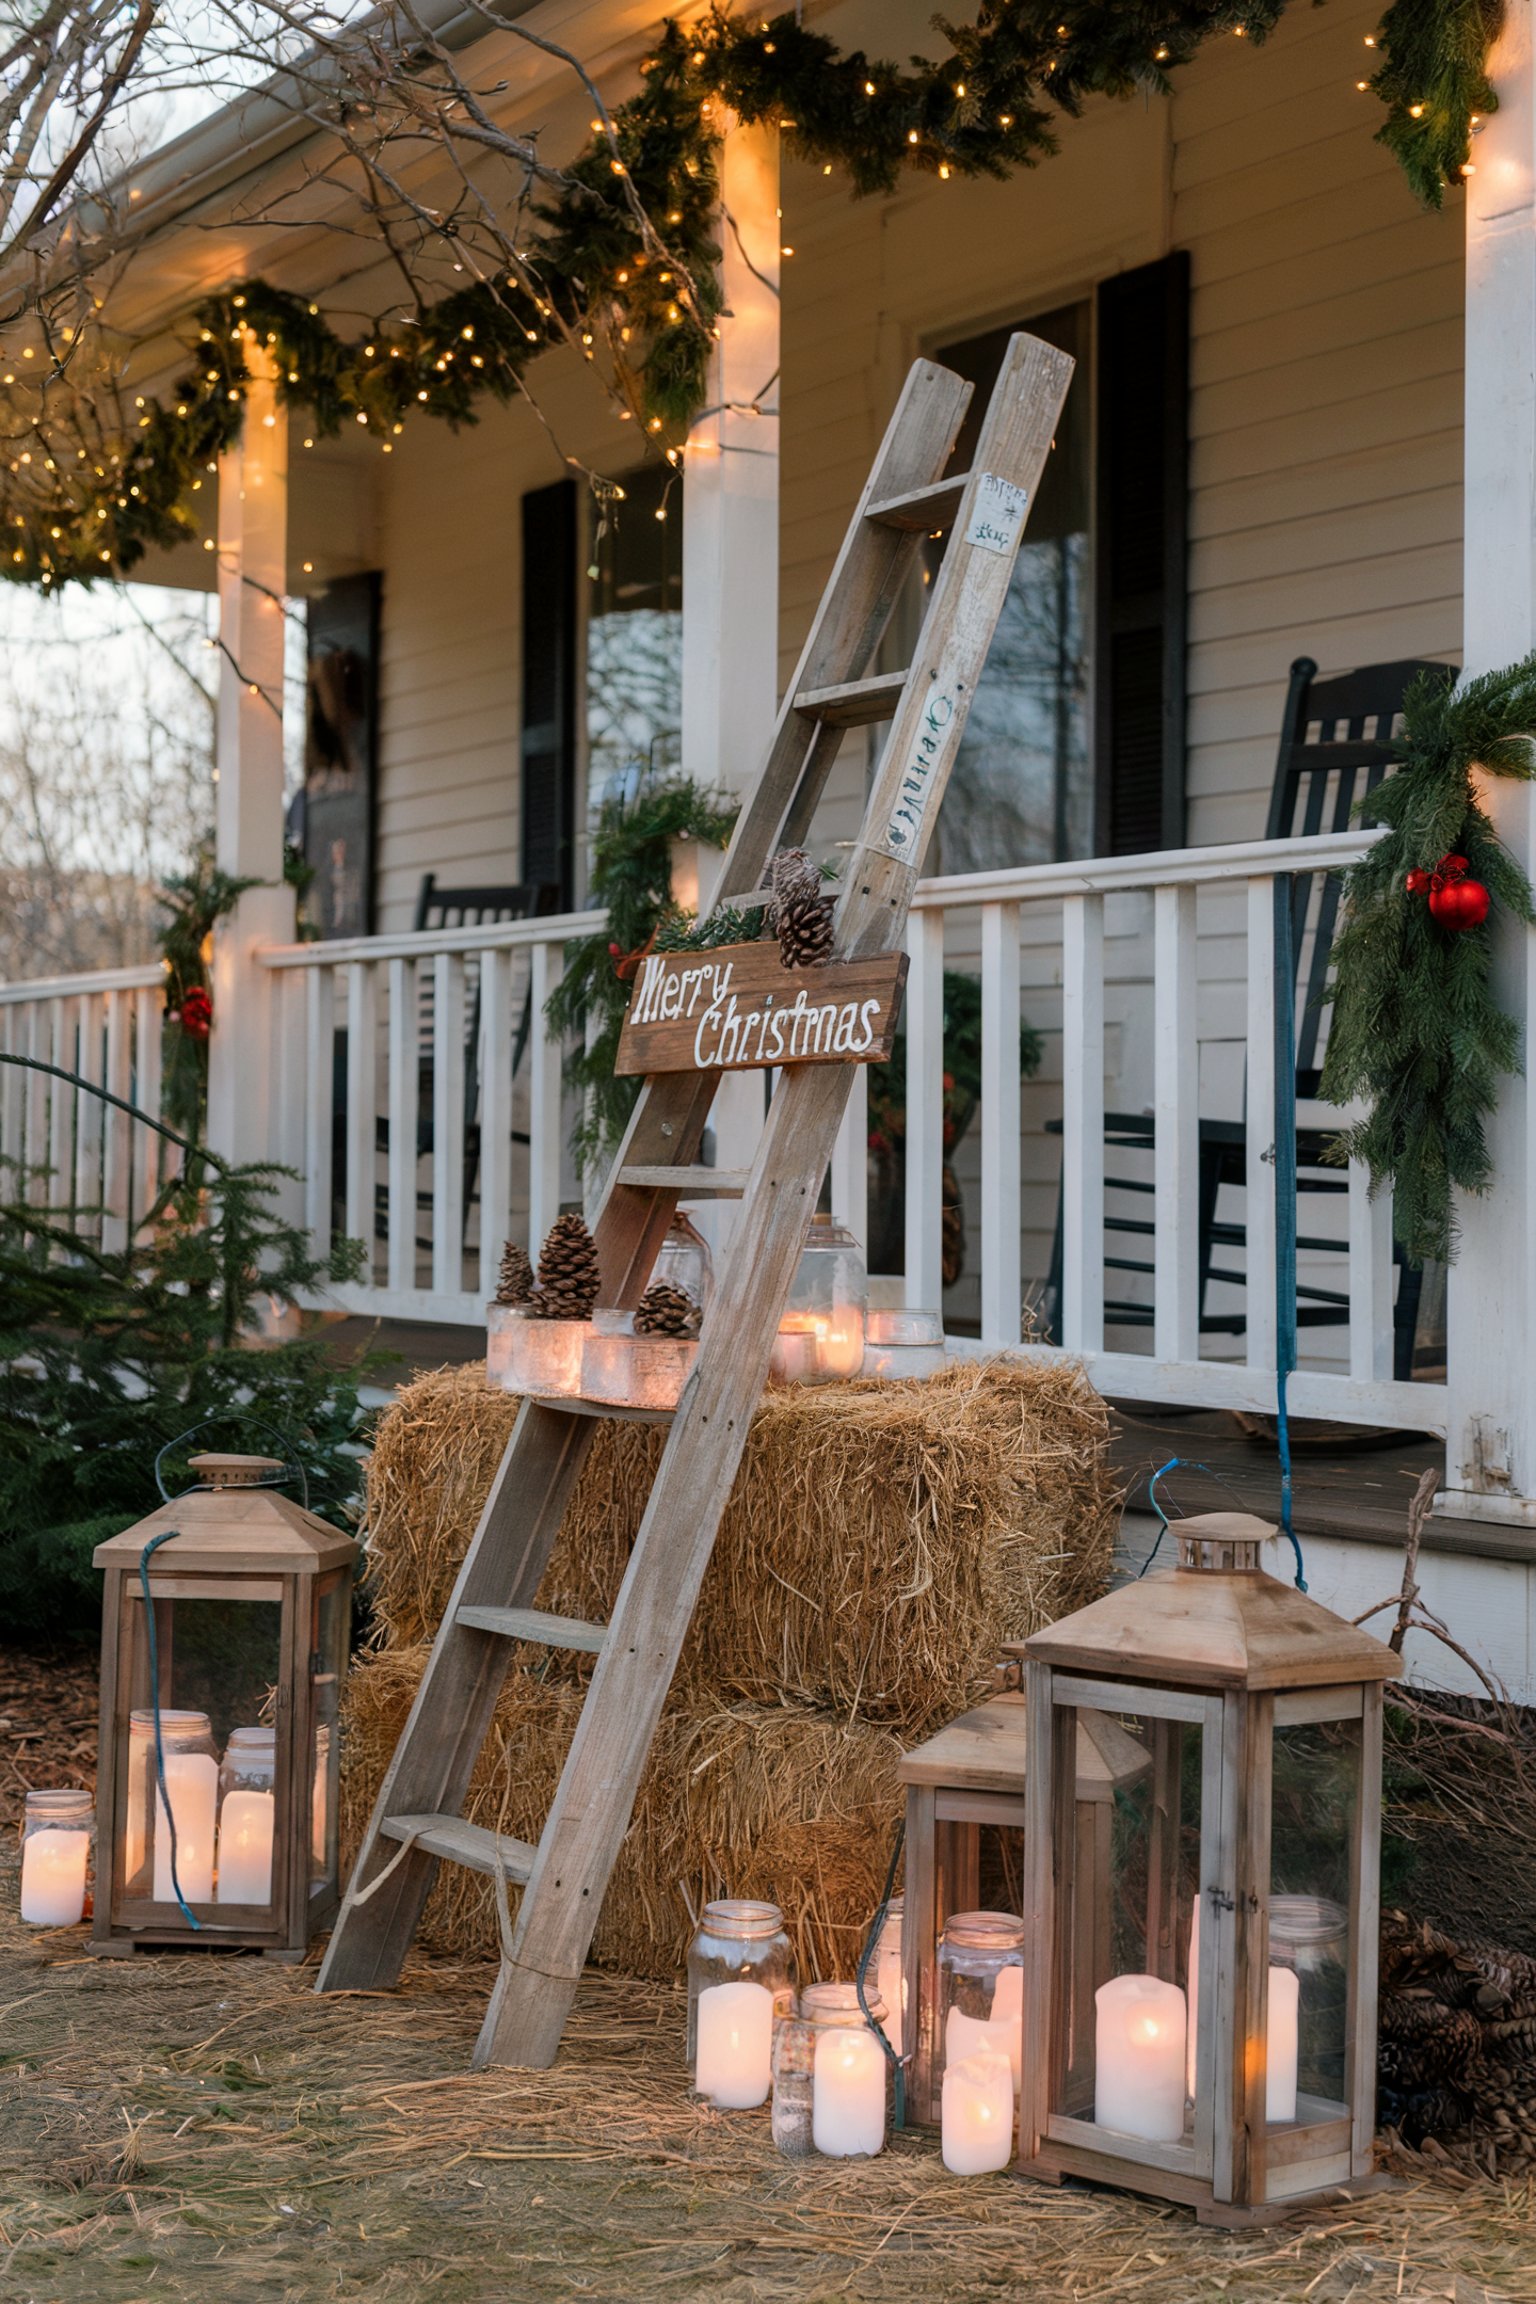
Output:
[4,1647,1535,2302]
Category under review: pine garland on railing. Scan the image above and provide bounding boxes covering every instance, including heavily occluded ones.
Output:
[1321,656,1536,1266]
[0,0,1503,589]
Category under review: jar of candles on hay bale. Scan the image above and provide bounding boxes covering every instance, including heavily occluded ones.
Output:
[19,1788,94,1927]
[770,1213,866,1384]
[771,1984,891,2159]
[940,1911,1026,2094]
[687,1900,796,2108]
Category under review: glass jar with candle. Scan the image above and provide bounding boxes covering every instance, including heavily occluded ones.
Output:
[939,1911,1026,2093]
[871,1897,906,2056]
[125,1709,218,1906]
[770,1213,867,1384]
[19,1788,94,1926]
[771,1983,891,2159]
[216,1726,277,1906]
[687,1900,796,2108]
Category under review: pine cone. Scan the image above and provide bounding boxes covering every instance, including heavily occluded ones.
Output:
[531,1212,600,1321]
[769,847,836,969]
[634,1281,701,1338]
[494,1240,535,1307]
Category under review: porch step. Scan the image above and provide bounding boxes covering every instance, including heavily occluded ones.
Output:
[864,471,969,532]
[380,1813,537,1884]
[456,1604,608,1652]
[617,1164,750,1196]
[792,669,907,726]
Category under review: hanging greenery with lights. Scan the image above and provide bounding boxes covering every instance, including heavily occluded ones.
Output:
[0,0,1504,591]
[1322,655,1536,1267]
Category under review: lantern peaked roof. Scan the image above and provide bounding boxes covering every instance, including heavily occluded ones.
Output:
[92,1454,357,1577]
[1017,1514,1403,1693]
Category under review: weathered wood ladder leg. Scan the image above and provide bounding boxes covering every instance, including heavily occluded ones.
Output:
[318,333,1074,2068]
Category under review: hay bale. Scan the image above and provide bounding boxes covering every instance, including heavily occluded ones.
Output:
[341,1645,903,1982]
[362,1358,1116,1734]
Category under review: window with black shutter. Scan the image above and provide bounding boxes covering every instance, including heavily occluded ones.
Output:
[1094,251,1190,855]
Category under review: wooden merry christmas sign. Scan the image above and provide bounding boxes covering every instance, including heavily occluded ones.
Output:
[615,941,908,1076]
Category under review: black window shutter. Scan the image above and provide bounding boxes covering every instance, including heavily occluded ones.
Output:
[300,570,380,938]
[521,478,579,906]
[1093,252,1189,856]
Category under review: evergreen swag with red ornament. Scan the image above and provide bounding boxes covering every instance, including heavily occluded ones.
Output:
[1321,654,1536,1266]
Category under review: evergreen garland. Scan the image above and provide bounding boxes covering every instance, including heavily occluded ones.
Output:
[0,0,1501,589]
[1321,657,1536,1265]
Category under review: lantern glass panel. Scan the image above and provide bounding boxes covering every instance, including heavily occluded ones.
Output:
[1051,1702,1204,2148]
[310,1575,348,1891]
[1269,1716,1361,2120]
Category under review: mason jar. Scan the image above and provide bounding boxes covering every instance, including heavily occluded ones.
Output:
[939,1911,1026,2091]
[770,1212,867,1383]
[216,1726,277,1906]
[687,1899,796,2108]
[1270,1893,1350,2110]
[19,1788,94,1926]
[871,1896,907,2055]
[125,1709,216,1903]
[771,1982,892,2159]
[650,1210,713,1317]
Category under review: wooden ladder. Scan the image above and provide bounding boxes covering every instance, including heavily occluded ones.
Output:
[316,331,1075,2067]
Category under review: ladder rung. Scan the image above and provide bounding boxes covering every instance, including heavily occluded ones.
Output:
[534,1394,676,1425]
[792,669,908,727]
[381,1813,537,1884]
[618,1164,750,1196]
[457,1604,607,1652]
[864,472,969,532]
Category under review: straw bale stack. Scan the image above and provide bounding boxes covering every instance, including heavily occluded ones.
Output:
[360,1358,1117,1733]
[342,1645,905,1982]
[343,1352,1117,1979]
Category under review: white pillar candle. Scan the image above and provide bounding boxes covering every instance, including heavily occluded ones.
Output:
[694,1979,774,2108]
[875,1943,906,2057]
[20,1829,89,1925]
[1186,1896,1200,2099]
[812,2024,886,2156]
[1095,1973,1187,2143]
[152,1752,218,1905]
[944,1962,1024,2091]
[1267,1964,1300,2124]
[941,2047,1014,2175]
[216,1789,275,1905]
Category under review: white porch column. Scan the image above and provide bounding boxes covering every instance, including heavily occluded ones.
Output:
[682,116,781,1193]
[1445,4,1536,1521]
[206,342,297,1170]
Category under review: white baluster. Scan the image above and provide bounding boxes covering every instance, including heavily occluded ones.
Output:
[432,953,466,1298]
[102,992,132,1255]
[477,949,514,1304]
[344,961,378,1270]
[23,1003,47,1200]
[387,956,419,1295]
[528,940,564,1256]
[72,994,104,1227]
[47,996,70,1211]
[904,909,945,1313]
[1153,883,1199,1365]
[1348,1159,1394,1382]
[304,965,333,1258]
[1244,878,1278,1375]
[132,988,162,1226]
[1061,892,1105,1355]
[0,1007,20,1180]
[980,900,1023,1349]
[830,1065,869,1260]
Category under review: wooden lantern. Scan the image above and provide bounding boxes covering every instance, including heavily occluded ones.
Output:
[898,1690,1148,2125]
[91,1454,357,1960]
[1015,1512,1401,2225]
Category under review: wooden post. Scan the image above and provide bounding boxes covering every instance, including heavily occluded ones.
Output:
[207,342,297,1177]
[1445,1,1536,1524]
[682,116,780,1225]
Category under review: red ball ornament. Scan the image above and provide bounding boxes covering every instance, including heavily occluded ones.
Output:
[1405,868,1431,895]
[1428,875,1491,932]
[179,985,214,1040]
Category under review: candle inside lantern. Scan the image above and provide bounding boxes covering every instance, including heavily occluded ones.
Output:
[811,2023,886,2156]
[20,1828,89,1925]
[216,1789,275,1904]
[944,1959,1024,2090]
[1267,1964,1300,2123]
[769,1316,820,1384]
[1095,1973,1187,2143]
[874,1926,906,2057]
[815,1310,864,1381]
[941,2047,1014,2175]
[152,1751,218,1904]
[694,1979,774,2108]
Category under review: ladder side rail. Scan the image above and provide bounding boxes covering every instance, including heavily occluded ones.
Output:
[316,1398,599,1991]
[481,334,1076,2068]
[712,361,974,905]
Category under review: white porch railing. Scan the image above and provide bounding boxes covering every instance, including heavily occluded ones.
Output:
[0,962,167,1247]
[255,911,603,1325]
